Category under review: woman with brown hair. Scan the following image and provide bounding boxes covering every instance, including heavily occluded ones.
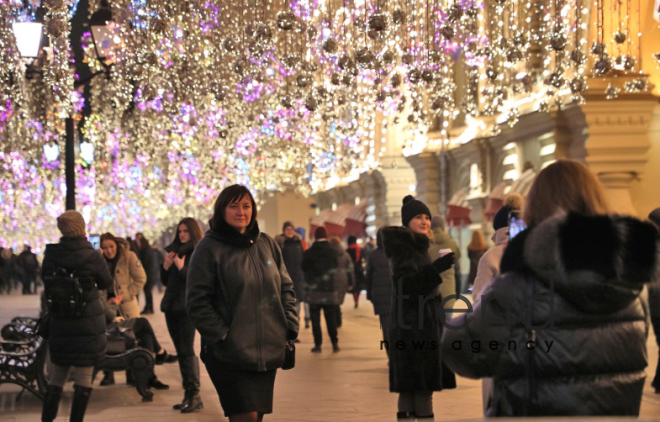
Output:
[466,230,487,293]
[442,160,660,416]
[161,217,205,413]
[186,184,298,422]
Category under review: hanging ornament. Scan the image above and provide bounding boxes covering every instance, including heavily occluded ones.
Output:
[256,26,272,41]
[548,72,564,88]
[550,33,567,51]
[623,78,648,93]
[296,74,311,88]
[486,67,498,81]
[323,38,338,53]
[507,48,523,63]
[277,11,296,31]
[304,96,318,111]
[391,73,402,87]
[447,4,463,22]
[593,56,611,76]
[441,26,455,40]
[570,50,586,65]
[407,69,422,84]
[465,6,479,18]
[605,84,620,100]
[234,58,248,74]
[338,55,353,69]
[368,14,388,32]
[330,73,341,85]
[382,50,395,63]
[356,48,374,68]
[401,53,413,65]
[614,31,627,44]
[421,69,434,83]
[280,96,293,108]
[591,42,606,55]
[570,77,585,94]
[392,9,406,25]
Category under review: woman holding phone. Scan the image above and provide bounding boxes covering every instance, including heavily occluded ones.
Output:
[161,217,204,413]
[442,160,659,416]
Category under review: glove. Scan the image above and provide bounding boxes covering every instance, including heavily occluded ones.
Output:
[432,252,455,274]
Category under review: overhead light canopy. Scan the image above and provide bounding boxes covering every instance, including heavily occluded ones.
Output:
[12,22,43,58]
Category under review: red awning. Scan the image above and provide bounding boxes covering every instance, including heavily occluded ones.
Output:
[446,187,471,227]
[324,202,367,239]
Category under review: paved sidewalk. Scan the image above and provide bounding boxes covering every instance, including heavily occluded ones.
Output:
[1,290,660,421]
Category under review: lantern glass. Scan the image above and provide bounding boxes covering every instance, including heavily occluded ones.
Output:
[12,22,43,58]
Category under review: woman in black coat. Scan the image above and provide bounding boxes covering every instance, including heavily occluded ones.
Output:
[382,196,455,420]
[41,210,114,422]
[441,160,660,416]
[161,217,205,413]
[186,185,298,422]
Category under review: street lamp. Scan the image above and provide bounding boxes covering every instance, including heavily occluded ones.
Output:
[12,22,43,58]
[89,0,117,69]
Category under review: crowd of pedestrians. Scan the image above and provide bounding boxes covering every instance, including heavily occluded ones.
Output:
[0,159,657,421]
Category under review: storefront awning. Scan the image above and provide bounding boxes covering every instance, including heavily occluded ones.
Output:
[446,187,471,227]
[325,202,368,239]
[509,168,536,197]
[484,181,507,222]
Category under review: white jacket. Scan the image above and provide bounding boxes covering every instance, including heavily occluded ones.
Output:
[471,227,508,302]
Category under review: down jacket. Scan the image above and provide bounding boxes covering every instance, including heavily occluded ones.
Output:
[441,212,660,416]
[42,237,114,367]
[109,238,146,318]
[186,218,299,372]
[301,240,348,306]
[382,226,455,393]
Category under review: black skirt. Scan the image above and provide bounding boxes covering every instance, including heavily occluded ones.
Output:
[204,357,277,417]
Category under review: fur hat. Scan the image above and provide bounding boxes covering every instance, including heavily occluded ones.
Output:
[649,208,660,228]
[401,195,431,228]
[493,193,525,231]
[314,227,328,240]
[57,210,86,238]
[282,221,295,233]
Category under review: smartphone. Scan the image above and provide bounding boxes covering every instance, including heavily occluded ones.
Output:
[89,234,100,251]
[508,209,527,240]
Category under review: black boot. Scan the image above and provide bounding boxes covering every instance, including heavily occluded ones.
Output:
[99,371,114,386]
[70,385,92,422]
[179,356,203,413]
[41,384,63,422]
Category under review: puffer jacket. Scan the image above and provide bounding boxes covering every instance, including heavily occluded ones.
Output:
[42,237,114,367]
[441,212,660,416]
[301,240,343,305]
[382,226,455,393]
[186,218,298,372]
[275,233,306,301]
[471,226,508,302]
[110,239,146,318]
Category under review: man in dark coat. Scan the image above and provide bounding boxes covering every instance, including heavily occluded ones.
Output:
[41,210,114,422]
[275,221,307,334]
[17,244,39,294]
[301,227,343,353]
[135,233,157,314]
[365,229,392,356]
[648,208,660,393]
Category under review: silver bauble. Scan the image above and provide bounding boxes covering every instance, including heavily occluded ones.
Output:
[368,13,388,31]
[548,72,563,88]
[550,34,566,51]
[392,9,406,25]
[421,69,434,83]
[593,56,611,75]
[407,69,421,84]
[614,31,627,44]
[223,38,236,52]
[296,74,311,88]
[570,77,584,94]
[441,25,455,40]
[277,11,296,30]
[623,55,635,70]
[323,38,338,53]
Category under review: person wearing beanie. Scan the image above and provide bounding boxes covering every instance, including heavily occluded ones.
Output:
[275,222,307,335]
[381,196,456,420]
[41,211,114,422]
[648,208,660,394]
[301,230,353,353]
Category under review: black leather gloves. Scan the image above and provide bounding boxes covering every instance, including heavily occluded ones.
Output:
[432,252,455,274]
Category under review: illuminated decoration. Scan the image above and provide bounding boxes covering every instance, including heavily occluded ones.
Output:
[12,22,43,58]
[0,0,657,248]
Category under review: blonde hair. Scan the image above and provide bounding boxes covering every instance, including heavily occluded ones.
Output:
[467,230,487,251]
[524,160,610,228]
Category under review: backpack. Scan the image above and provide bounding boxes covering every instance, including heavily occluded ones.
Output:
[44,268,86,319]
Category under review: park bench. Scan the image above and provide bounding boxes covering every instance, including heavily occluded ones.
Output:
[0,316,155,402]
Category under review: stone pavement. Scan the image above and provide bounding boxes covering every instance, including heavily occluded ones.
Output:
[2,290,660,421]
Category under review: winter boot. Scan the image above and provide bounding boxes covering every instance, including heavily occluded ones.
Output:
[41,384,63,422]
[69,385,93,422]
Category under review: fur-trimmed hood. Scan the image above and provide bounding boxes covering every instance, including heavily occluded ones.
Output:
[501,212,660,313]
[382,226,430,258]
[274,233,303,247]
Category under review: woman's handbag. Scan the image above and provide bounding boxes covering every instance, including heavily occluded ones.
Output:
[282,340,295,370]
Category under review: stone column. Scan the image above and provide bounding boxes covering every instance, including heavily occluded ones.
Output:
[582,89,658,216]
[364,160,417,231]
[405,152,442,214]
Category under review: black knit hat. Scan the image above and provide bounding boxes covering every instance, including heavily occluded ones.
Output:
[401,195,431,227]
[492,206,511,231]
[282,221,295,233]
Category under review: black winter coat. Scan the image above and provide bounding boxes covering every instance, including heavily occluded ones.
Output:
[366,248,392,316]
[441,212,660,416]
[42,237,114,367]
[347,245,366,291]
[382,227,452,393]
[275,234,306,301]
[301,240,343,305]
[160,242,193,314]
[138,244,157,287]
[186,219,298,372]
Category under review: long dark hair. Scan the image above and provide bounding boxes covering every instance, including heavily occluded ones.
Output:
[175,218,204,247]
[209,184,258,231]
